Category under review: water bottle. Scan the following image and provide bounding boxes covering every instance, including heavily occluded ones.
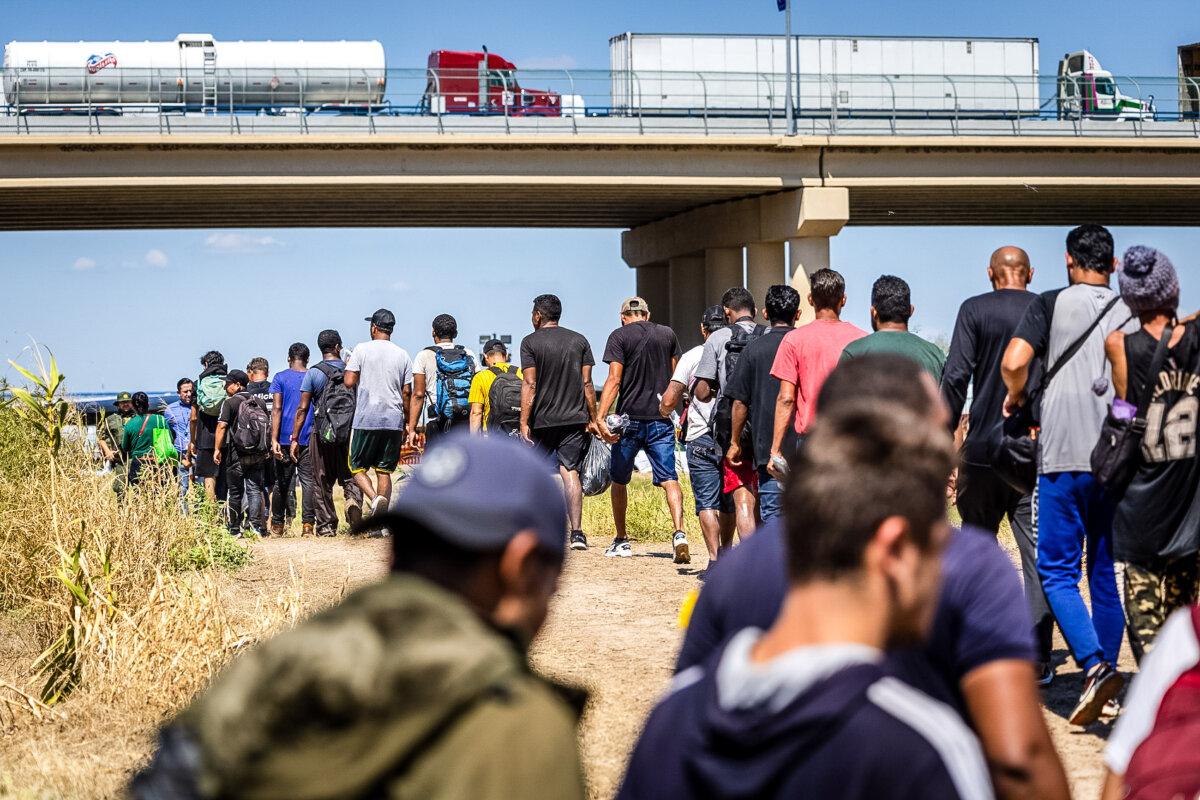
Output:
[606,413,630,434]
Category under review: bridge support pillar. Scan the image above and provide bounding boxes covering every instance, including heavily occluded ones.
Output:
[705,247,744,309]
[746,242,786,315]
[635,263,671,328]
[668,255,707,349]
[788,237,833,326]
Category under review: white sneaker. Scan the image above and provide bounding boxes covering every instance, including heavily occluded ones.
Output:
[364,495,386,519]
[604,539,633,558]
[672,531,691,564]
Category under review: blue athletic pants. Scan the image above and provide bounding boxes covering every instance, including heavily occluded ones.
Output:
[1035,471,1123,671]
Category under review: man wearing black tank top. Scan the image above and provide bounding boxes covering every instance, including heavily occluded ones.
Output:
[1105,246,1200,662]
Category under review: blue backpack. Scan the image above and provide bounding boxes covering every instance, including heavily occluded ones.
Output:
[429,345,475,420]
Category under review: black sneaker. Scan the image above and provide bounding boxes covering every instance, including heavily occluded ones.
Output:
[570,531,588,551]
[1069,661,1124,726]
[1035,662,1055,687]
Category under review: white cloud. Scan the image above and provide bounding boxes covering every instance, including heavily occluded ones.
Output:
[390,279,410,292]
[204,232,284,253]
[144,249,169,267]
[72,257,96,271]
[516,54,578,70]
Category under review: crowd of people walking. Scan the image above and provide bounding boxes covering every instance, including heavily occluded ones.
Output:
[119,223,1200,799]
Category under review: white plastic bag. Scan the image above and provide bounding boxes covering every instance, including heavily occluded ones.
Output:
[581,436,612,497]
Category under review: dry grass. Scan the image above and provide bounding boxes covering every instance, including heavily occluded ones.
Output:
[582,473,704,544]
[0,369,306,798]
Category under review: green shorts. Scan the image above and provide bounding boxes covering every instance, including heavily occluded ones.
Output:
[348,429,404,474]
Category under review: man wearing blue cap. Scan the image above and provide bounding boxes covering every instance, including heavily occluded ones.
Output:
[131,434,586,800]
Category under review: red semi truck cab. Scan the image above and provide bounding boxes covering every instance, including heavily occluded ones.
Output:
[424,50,562,116]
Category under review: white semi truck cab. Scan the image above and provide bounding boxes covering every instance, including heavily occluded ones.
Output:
[1057,50,1154,120]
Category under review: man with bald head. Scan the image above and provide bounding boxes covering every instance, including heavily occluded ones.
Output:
[942,245,1055,685]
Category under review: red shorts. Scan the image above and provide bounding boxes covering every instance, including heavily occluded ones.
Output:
[722,457,758,494]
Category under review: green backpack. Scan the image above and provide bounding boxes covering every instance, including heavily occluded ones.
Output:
[197,374,226,416]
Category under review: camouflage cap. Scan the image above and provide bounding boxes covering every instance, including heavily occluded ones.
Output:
[114,391,133,403]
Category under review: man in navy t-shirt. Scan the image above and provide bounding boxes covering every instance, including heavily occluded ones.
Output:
[675,356,1069,800]
[621,400,990,800]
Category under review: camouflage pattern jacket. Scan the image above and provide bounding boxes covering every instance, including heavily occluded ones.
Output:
[131,574,586,800]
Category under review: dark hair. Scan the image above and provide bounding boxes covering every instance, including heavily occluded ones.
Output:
[287,342,310,364]
[176,377,194,392]
[809,268,846,312]
[432,314,458,340]
[200,350,224,368]
[871,275,912,324]
[721,287,756,316]
[317,329,342,355]
[784,400,954,582]
[533,294,562,322]
[765,285,801,324]
[246,356,269,374]
[1066,224,1115,273]
[817,355,936,418]
[131,391,150,415]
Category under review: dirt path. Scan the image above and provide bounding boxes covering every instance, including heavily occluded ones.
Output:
[252,534,1112,800]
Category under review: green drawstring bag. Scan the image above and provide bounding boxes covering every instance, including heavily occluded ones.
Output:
[151,424,178,463]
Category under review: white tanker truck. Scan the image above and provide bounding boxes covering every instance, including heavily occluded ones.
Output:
[2,34,386,111]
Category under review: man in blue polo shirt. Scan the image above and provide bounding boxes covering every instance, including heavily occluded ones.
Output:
[164,378,195,512]
[621,399,990,800]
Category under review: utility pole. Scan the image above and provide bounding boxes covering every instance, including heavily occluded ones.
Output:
[785,0,796,135]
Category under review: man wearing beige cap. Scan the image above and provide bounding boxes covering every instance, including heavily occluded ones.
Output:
[598,296,688,562]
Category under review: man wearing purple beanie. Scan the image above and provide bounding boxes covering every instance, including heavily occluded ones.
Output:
[1105,245,1200,661]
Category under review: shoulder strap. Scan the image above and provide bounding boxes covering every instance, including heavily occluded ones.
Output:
[138,415,150,436]
[489,365,503,377]
[623,323,655,369]
[1134,325,1175,421]
[1044,295,1121,388]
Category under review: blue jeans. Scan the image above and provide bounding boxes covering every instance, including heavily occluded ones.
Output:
[1036,471,1123,671]
[686,434,731,513]
[611,419,678,486]
[177,463,193,514]
[757,465,783,522]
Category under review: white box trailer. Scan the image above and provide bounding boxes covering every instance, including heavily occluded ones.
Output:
[609,33,1040,117]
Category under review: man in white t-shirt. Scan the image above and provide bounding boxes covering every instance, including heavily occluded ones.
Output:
[344,308,416,519]
[411,313,478,449]
[659,305,732,562]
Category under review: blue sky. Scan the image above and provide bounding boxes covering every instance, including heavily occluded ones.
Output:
[2,1,1198,390]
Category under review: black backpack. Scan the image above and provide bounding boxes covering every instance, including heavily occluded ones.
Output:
[712,323,767,454]
[486,365,523,434]
[231,395,271,457]
[313,361,356,445]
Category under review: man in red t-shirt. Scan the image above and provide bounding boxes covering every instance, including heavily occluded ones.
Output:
[768,269,867,475]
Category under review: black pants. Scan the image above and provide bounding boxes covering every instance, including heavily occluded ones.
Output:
[957,462,1054,663]
[272,447,314,525]
[226,454,267,535]
[425,412,468,450]
[310,439,363,535]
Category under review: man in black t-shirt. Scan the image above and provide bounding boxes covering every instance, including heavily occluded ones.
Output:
[213,370,269,538]
[940,246,1054,683]
[519,294,600,551]
[725,285,800,524]
[598,297,686,562]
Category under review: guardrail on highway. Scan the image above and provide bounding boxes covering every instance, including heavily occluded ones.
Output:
[3,67,1199,137]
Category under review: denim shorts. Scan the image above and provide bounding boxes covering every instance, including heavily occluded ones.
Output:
[686,434,732,513]
[610,419,678,486]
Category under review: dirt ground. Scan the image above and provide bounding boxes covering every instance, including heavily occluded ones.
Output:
[241,528,1117,800]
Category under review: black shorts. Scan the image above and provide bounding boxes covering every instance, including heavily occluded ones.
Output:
[532,425,589,473]
[349,429,404,474]
[194,448,220,479]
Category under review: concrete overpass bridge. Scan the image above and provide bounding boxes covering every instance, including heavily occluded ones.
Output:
[5,132,1200,344]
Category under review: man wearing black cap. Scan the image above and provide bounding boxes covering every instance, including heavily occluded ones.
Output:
[344,309,416,519]
[131,435,586,800]
[661,305,731,562]
[213,370,269,537]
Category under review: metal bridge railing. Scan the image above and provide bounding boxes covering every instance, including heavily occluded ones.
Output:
[1,67,1196,137]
